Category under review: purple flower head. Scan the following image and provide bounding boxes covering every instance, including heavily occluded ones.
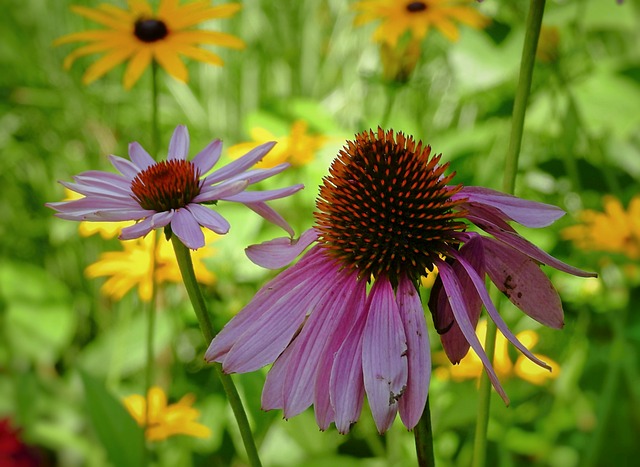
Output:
[47,125,303,249]
[205,128,595,434]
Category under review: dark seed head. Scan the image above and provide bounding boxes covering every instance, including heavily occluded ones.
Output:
[131,159,201,211]
[134,18,169,43]
[314,128,466,286]
[406,2,428,13]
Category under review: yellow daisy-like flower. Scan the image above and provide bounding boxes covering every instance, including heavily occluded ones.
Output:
[228,120,327,169]
[353,0,489,46]
[86,230,217,302]
[562,195,640,260]
[123,386,211,441]
[56,0,245,89]
[434,320,560,386]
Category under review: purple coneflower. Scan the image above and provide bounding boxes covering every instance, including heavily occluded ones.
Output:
[47,125,303,249]
[205,128,595,434]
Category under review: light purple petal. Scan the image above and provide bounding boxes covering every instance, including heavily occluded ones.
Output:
[314,277,366,431]
[128,142,155,170]
[221,184,304,203]
[205,247,328,363]
[478,220,597,277]
[452,249,553,370]
[244,201,297,237]
[330,303,367,434]
[224,163,290,186]
[282,276,356,419]
[74,171,132,190]
[168,125,189,160]
[362,278,408,434]
[171,208,205,249]
[204,141,276,185]
[53,208,152,222]
[396,276,430,430]
[192,180,249,203]
[246,228,318,269]
[192,139,222,174]
[119,211,173,239]
[481,237,564,329]
[108,155,141,180]
[455,186,565,228]
[186,203,230,235]
[60,180,132,200]
[436,259,509,404]
[48,196,139,213]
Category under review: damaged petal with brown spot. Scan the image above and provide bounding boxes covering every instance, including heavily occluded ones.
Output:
[314,128,466,286]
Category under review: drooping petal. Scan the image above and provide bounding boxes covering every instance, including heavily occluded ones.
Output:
[396,276,430,429]
[281,276,357,419]
[330,303,367,434]
[128,141,156,170]
[261,345,293,411]
[205,247,328,363]
[436,259,509,404]
[168,125,190,160]
[192,139,222,174]
[220,184,304,203]
[455,186,565,227]
[481,237,564,329]
[185,203,230,235]
[362,278,408,434]
[120,211,173,240]
[314,277,367,431]
[203,141,276,185]
[452,249,553,370]
[245,228,318,269]
[171,208,205,249]
[244,201,297,237]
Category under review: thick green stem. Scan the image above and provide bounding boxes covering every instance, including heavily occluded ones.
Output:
[414,396,436,467]
[473,2,546,467]
[151,61,160,158]
[143,232,159,465]
[170,236,262,467]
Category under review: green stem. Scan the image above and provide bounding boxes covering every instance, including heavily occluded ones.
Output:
[143,232,159,465]
[473,2,546,466]
[170,236,262,467]
[151,61,160,158]
[414,396,436,467]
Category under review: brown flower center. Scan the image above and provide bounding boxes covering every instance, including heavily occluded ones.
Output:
[131,160,201,211]
[314,128,466,285]
[406,1,428,13]
[134,18,169,43]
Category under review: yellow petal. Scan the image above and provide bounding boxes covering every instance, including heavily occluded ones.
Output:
[153,46,189,82]
[70,5,131,32]
[123,394,147,426]
[82,46,137,85]
[177,46,224,67]
[123,48,153,89]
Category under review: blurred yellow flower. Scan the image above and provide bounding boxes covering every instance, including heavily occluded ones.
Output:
[86,230,217,302]
[228,120,327,169]
[353,0,488,47]
[434,320,560,386]
[562,195,640,260]
[123,386,211,441]
[56,0,244,89]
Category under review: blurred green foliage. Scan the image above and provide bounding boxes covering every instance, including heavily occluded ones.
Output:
[1,0,639,466]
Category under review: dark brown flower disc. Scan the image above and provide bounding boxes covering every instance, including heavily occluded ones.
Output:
[131,159,201,211]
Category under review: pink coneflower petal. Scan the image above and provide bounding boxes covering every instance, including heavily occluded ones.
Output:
[192,139,222,174]
[456,186,565,227]
[262,345,293,411]
[281,277,356,418]
[225,163,291,185]
[244,201,296,238]
[108,154,142,179]
[50,196,145,213]
[120,211,173,239]
[128,141,155,170]
[168,125,190,160]
[330,303,367,434]
[362,278,408,433]
[204,142,276,185]
[60,180,132,200]
[75,171,131,190]
[193,179,249,203]
[452,250,552,370]
[481,237,564,329]
[221,185,304,203]
[245,228,318,269]
[314,277,366,430]
[172,208,205,249]
[397,276,430,429]
[436,259,509,404]
[186,204,230,235]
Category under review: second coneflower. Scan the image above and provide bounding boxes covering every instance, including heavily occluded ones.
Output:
[56,0,245,89]
[205,128,595,434]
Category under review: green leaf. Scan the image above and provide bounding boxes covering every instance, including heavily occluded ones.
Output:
[80,371,145,467]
